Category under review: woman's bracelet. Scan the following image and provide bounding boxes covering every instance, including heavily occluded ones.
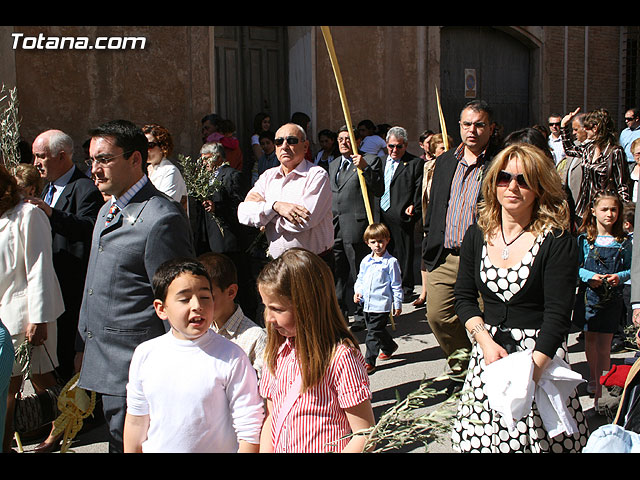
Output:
[469,323,486,340]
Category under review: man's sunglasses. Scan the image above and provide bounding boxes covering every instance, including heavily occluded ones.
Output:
[496,170,530,189]
[274,136,300,146]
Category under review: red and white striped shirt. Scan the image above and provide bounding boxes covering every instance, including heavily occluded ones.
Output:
[259,338,371,453]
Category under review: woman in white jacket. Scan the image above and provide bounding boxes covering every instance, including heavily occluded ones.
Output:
[0,164,64,452]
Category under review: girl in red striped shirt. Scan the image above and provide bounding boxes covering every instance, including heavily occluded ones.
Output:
[257,248,375,453]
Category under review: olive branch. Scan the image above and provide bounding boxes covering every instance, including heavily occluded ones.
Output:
[0,83,22,173]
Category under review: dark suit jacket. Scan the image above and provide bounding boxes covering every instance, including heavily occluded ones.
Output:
[192,164,253,254]
[43,166,104,325]
[422,145,498,272]
[375,151,423,225]
[329,153,384,245]
[77,180,194,396]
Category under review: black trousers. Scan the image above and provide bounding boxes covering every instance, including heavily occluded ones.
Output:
[333,237,369,324]
[364,311,397,366]
[380,211,415,295]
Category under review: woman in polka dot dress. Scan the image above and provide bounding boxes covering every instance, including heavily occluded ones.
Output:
[452,144,589,453]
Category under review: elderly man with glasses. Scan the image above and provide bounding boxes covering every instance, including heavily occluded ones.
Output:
[237,123,334,271]
[422,100,500,381]
[377,126,424,301]
[25,130,104,388]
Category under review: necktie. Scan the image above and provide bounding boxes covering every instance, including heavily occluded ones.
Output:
[44,184,56,206]
[105,203,120,226]
[380,160,395,211]
[337,158,350,185]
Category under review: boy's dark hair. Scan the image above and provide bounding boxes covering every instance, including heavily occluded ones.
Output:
[259,130,275,142]
[363,222,391,242]
[88,119,149,167]
[197,252,238,291]
[624,202,636,226]
[152,258,211,302]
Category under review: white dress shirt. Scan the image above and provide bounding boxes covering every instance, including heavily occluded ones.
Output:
[148,157,187,202]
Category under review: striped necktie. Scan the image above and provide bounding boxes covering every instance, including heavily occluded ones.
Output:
[44,184,56,206]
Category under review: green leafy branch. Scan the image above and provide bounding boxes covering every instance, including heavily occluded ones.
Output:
[0,83,21,173]
[360,349,477,453]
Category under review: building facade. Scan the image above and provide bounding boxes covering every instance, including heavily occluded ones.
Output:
[1,25,639,164]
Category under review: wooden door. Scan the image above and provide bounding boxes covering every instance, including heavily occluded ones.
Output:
[440,26,531,144]
[213,26,289,159]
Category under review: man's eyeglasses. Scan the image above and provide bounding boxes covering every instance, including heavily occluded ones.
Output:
[274,136,301,146]
[496,170,530,189]
[85,151,133,167]
[387,143,405,150]
[460,121,488,130]
[548,122,561,127]
[625,117,637,122]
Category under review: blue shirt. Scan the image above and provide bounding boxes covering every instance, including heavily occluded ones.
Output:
[578,234,632,284]
[620,126,640,163]
[354,251,403,313]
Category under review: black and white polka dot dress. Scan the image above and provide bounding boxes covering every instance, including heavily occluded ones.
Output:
[451,234,589,453]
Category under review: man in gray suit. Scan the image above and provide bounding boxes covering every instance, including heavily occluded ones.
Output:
[329,125,384,330]
[76,120,194,452]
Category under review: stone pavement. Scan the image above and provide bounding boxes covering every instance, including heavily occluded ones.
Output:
[12,288,634,454]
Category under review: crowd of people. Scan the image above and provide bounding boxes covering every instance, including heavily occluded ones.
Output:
[1,100,640,453]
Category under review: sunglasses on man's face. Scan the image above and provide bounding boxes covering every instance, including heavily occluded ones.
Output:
[274,136,300,146]
[496,170,530,189]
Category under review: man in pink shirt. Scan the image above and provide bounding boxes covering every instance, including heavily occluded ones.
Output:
[237,123,334,271]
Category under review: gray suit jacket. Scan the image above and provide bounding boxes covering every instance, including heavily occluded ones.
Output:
[77,180,194,396]
[329,153,384,245]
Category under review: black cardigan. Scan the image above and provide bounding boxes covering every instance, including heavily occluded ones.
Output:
[454,223,579,359]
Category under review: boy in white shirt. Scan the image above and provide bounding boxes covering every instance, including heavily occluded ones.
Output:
[123,258,264,453]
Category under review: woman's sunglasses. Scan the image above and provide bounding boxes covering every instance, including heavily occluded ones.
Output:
[496,170,530,189]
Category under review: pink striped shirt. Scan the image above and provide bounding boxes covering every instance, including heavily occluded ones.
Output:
[237,159,333,258]
[259,338,371,453]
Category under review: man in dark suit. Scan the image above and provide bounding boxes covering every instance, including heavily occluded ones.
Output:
[330,125,384,330]
[77,120,194,452]
[422,100,500,374]
[28,129,104,383]
[377,126,423,300]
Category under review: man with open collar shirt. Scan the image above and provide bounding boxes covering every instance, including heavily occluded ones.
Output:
[422,100,501,376]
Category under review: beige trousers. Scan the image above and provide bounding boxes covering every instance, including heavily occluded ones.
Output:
[425,252,472,370]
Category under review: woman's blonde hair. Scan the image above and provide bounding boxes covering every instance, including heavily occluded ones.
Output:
[257,248,358,393]
[477,143,570,240]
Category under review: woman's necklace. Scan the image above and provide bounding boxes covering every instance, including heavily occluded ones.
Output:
[500,222,531,260]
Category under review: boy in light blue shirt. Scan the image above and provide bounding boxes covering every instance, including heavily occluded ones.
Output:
[354,223,403,374]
